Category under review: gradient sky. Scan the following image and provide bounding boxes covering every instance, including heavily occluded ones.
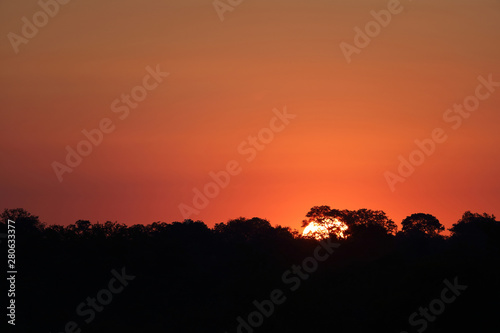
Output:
[1,0,499,232]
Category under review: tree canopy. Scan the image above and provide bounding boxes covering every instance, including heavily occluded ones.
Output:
[401,213,444,237]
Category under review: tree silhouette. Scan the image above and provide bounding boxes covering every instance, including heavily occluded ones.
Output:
[342,208,398,237]
[214,217,293,243]
[401,213,444,237]
[301,205,343,225]
[301,205,346,239]
[1,208,44,238]
[448,211,499,251]
[449,211,498,236]
[1,208,44,229]
[303,206,397,239]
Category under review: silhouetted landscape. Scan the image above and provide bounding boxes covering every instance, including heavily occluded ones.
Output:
[2,207,499,333]
[2,0,500,332]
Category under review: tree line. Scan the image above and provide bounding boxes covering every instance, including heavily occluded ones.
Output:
[1,207,499,333]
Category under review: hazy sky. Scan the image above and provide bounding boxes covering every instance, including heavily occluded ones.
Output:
[1,0,499,231]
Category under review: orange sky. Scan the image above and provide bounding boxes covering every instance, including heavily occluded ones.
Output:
[1,0,499,232]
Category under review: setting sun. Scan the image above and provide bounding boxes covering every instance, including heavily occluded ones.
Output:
[302,217,348,240]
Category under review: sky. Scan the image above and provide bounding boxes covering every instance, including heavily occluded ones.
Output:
[1,0,499,233]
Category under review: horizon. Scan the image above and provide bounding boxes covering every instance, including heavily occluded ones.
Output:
[0,206,493,238]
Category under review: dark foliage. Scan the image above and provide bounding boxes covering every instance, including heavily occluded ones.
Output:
[1,207,499,333]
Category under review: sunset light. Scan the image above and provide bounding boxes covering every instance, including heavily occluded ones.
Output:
[302,217,349,240]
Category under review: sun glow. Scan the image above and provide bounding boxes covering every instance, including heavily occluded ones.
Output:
[302,218,348,240]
